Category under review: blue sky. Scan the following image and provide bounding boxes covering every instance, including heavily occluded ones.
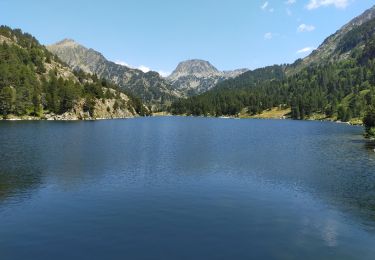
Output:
[0,0,374,76]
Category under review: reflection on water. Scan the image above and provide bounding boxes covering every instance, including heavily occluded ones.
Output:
[0,118,375,259]
[0,122,45,205]
[322,219,338,247]
[0,169,42,203]
[364,139,375,152]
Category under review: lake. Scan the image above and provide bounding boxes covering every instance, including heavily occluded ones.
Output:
[1,117,375,259]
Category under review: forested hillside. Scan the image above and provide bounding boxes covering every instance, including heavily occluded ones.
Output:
[170,8,375,136]
[0,26,149,119]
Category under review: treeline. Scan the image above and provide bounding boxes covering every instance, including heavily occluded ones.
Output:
[170,33,375,135]
[170,65,288,116]
[0,26,150,118]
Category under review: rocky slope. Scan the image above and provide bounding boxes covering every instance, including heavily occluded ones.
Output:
[47,40,181,109]
[0,26,147,120]
[289,5,375,74]
[42,89,141,120]
[167,59,247,95]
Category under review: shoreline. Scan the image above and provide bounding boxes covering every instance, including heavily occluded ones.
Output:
[0,115,139,122]
[2,113,373,145]
[156,113,364,126]
[0,113,363,126]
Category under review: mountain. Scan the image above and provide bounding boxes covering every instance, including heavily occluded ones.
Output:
[289,5,375,74]
[47,39,181,110]
[170,5,375,127]
[167,59,247,95]
[0,26,149,120]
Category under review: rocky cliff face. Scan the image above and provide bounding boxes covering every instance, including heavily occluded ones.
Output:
[167,60,247,95]
[44,88,142,120]
[47,40,181,109]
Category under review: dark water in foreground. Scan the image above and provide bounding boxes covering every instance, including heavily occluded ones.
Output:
[0,117,375,259]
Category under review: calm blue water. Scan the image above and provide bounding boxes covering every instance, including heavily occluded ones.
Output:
[1,117,375,259]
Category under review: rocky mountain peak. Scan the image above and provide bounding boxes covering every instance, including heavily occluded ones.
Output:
[168,59,221,80]
[54,38,80,47]
[167,59,248,95]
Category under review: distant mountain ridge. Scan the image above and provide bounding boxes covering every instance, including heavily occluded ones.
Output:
[48,42,249,100]
[167,59,247,95]
[47,39,181,110]
[289,5,375,74]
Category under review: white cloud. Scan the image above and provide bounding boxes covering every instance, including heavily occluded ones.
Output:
[115,60,131,67]
[264,32,273,40]
[297,47,315,53]
[115,60,170,76]
[306,0,349,10]
[261,1,275,13]
[157,71,170,77]
[138,65,151,73]
[115,60,151,73]
[285,0,295,16]
[297,24,316,32]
